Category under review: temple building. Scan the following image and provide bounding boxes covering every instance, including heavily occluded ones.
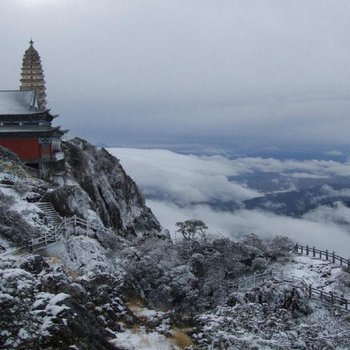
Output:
[0,40,67,178]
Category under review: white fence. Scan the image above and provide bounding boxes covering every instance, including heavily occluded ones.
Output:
[234,270,349,312]
[30,215,115,251]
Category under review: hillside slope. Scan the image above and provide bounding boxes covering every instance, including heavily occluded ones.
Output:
[0,141,349,350]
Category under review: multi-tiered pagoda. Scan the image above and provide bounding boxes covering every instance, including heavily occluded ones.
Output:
[20,39,47,109]
[0,40,67,178]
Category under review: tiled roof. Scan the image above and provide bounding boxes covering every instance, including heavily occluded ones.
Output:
[0,125,56,132]
[0,90,45,115]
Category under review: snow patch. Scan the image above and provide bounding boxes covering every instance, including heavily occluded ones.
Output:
[110,327,179,350]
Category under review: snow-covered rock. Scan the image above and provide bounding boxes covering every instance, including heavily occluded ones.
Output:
[0,141,349,350]
[58,138,163,237]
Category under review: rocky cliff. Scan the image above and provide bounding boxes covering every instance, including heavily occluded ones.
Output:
[0,140,172,349]
[48,138,162,237]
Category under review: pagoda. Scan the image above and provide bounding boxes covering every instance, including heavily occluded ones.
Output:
[0,40,67,178]
[20,39,47,109]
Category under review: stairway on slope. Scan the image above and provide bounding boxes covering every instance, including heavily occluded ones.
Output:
[36,202,62,226]
[29,201,64,251]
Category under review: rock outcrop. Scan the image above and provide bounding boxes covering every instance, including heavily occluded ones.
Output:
[47,138,162,237]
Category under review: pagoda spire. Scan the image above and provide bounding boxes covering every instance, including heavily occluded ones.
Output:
[20,40,47,109]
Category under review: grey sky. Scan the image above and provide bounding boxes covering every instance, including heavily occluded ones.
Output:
[1,0,350,150]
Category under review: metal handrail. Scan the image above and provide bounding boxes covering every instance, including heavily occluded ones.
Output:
[235,270,349,312]
[295,244,350,269]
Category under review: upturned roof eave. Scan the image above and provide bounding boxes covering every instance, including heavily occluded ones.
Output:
[0,110,51,117]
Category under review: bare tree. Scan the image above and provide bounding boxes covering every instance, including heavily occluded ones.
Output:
[175,219,208,241]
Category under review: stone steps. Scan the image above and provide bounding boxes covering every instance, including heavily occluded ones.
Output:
[36,202,62,226]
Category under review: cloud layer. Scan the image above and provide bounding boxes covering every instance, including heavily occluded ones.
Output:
[148,200,350,257]
[109,148,260,204]
[111,147,350,203]
[110,148,350,256]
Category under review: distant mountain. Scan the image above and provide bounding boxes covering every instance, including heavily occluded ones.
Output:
[244,184,350,216]
[230,172,350,193]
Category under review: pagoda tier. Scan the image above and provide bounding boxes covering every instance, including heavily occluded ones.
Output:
[20,40,47,109]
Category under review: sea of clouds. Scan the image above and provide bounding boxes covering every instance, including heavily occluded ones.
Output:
[108,148,350,256]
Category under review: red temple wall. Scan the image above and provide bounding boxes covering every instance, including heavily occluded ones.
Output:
[0,138,41,161]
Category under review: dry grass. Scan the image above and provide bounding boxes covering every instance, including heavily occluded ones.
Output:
[171,328,194,348]
[127,297,144,309]
[131,324,140,332]
[46,256,61,264]
[63,267,80,279]
[127,300,194,348]
[156,304,170,313]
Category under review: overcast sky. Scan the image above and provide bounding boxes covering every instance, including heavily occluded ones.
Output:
[1,0,350,152]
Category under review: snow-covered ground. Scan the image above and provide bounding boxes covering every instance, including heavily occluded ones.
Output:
[110,327,180,350]
[0,186,43,230]
[192,255,350,349]
[281,255,350,299]
[3,241,349,350]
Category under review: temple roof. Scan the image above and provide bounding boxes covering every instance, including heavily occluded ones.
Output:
[0,125,58,132]
[0,124,68,137]
[0,90,46,115]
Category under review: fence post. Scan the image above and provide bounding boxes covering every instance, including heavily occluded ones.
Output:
[74,215,77,235]
[348,259,350,270]
[330,292,334,316]
[308,285,312,298]
[301,246,303,255]
[345,299,348,310]
[306,245,309,255]
[332,251,335,264]
[340,257,343,266]
[44,230,47,246]
[295,243,298,253]
[326,250,329,260]
[313,246,315,257]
